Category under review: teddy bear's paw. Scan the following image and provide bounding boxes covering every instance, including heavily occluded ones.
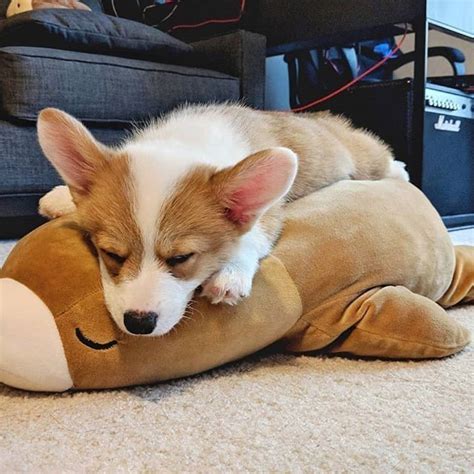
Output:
[38,185,76,219]
[201,265,254,306]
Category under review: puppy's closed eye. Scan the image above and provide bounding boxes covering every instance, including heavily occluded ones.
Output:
[166,253,194,267]
[99,249,128,276]
[101,249,127,265]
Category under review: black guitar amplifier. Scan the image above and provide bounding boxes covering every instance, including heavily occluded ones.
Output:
[314,79,474,229]
[423,84,473,228]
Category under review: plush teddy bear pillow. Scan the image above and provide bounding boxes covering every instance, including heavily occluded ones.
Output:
[0,179,472,391]
[6,0,92,18]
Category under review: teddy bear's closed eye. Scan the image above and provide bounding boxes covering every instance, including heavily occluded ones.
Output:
[75,328,117,351]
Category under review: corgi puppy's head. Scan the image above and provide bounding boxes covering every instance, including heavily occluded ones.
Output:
[37,108,297,336]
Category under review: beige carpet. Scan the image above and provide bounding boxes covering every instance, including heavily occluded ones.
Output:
[1,233,473,472]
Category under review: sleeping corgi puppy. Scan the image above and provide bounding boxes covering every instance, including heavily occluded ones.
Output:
[38,104,408,336]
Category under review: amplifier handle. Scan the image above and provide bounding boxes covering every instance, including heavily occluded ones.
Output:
[384,46,466,76]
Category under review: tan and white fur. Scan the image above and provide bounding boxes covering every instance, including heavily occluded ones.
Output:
[37,104,408,336]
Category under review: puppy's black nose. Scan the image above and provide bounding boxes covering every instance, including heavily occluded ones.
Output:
[123,311,158,335]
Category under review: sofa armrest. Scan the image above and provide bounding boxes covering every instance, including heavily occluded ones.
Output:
[191,30,266,109]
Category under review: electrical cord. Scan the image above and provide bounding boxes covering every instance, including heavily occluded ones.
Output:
[291,23,409,113]
[167,0,246,33]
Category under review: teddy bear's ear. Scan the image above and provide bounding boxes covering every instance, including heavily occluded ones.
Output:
[69,0,92,11]
[37,108,110,196]
[30,0,91,12]
[6,0,33,17]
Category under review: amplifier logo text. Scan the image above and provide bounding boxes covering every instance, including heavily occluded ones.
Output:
[434,115,461,132]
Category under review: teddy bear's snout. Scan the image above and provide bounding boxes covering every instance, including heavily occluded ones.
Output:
[0,278,73,391]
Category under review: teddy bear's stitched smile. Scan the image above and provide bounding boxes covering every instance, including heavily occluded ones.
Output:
[75,328,117,351]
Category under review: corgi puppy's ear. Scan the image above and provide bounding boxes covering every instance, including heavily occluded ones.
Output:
[37,108,110,199]
[212,147,298,230]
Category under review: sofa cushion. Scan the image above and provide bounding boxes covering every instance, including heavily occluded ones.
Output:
[0,46,240,122]
[0,9,194,63]
[0,119,129,197]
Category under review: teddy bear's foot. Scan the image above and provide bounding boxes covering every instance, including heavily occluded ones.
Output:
[327,285,471,359]
[438,246,474,307]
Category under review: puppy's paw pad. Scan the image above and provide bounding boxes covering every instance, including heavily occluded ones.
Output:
[201,267,253,305]
[38,185,76,219]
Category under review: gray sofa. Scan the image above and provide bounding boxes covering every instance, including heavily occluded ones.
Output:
[0,0,266,237]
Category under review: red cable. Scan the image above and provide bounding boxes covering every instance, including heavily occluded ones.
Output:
[291,23,409,113]
[168,0,246,32]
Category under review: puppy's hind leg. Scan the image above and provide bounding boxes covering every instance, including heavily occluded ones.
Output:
[38,185,76,219]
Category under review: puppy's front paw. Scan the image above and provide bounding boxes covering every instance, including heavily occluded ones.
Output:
[38,185,76,219]
[201,265,254,306]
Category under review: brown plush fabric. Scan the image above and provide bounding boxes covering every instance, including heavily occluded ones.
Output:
[1,179,472,390]
[2,219,101,318]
